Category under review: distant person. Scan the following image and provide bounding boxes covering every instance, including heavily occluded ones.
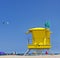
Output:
[45,51,48,55]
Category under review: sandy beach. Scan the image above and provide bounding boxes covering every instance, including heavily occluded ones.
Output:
[0,55,60,58]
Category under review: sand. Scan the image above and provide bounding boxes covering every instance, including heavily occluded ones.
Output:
[0,55,60,58]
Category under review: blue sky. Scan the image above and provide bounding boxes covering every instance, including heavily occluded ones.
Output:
[0,0,60,53]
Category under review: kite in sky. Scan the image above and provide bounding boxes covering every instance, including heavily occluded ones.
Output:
[2,20,9,25]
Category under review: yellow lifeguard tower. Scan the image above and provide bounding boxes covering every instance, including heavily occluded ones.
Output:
[24,23,51,55]
[28,27,51,49]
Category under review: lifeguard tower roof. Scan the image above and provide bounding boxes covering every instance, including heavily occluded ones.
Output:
[29,27,50,30]
[29,27,46,30]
